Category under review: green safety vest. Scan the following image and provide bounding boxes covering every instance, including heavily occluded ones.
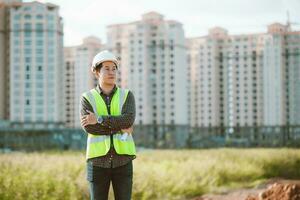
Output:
[82,87,136,160]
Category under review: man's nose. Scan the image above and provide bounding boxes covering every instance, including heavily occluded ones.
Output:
[109,70,116,75]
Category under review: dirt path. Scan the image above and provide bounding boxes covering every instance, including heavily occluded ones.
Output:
[193,178,300,200]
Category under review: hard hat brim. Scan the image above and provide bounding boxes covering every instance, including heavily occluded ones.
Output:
[93,59,119,69]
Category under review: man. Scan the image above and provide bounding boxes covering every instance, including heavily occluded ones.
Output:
[80,50,136,200]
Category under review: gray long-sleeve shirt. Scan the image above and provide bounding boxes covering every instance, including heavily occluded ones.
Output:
[80,85,136,168]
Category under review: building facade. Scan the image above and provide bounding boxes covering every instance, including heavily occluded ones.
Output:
[64,36,102,128]
[0,0,64,129]
[107,12,188,127]
[105,12,189,147]
[187,23,300,140]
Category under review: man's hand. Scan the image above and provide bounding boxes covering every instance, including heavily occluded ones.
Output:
[81,110,97,127]
[121,126,133,134]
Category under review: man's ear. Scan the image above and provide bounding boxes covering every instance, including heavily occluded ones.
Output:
[91,67,99,78]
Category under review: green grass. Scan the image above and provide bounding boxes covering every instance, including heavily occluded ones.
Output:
[1,148,300,200]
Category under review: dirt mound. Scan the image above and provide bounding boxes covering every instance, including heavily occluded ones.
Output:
[246,182,300,200]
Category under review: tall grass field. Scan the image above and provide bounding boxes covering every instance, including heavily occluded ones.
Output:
[1,148,300,200]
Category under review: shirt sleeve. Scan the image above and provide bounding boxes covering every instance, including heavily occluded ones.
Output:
[79,95,112,135]
[101,91,136,132]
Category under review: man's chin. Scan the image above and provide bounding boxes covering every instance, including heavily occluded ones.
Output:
[107,81,116,85]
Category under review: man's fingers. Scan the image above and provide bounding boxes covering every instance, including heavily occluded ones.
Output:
[82,121,88,127]
[82,115,91,122]
[81,113,96,127]
[81,118,89,126]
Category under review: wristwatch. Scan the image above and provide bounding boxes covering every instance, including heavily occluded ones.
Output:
[97,116,103,124]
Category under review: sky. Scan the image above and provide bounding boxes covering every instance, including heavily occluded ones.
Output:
[24,0,300,46]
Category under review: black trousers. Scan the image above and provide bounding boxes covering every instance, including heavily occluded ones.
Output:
[87,161,133,200]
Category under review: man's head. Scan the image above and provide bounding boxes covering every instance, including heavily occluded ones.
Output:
[91,50,118,71]
[91,50,118,85]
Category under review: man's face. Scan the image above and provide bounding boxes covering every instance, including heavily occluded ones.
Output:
[97,61,117,85]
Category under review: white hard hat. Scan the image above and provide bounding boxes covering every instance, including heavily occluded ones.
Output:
[92,50,119,69]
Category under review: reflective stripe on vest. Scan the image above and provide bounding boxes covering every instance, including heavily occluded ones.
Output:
[83,87,136,160]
